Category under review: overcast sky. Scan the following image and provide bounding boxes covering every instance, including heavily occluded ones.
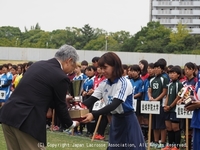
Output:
[0,0,150,35]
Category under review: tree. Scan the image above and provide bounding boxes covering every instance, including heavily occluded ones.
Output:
[121,21,171,53]
[83,35,118,51]
[80,24,97,49]
[184,35,196,50]
[0,26,21,39]
[35,23,41,30]
[168,23,190,52]
[21,31,52,48]
[50,30,68,48]
[0,26,21,46]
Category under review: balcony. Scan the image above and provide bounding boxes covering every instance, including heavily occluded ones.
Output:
[153,1,200,7]
[152,10,200,16]
[172,27,200,34]
[152,18,200,25]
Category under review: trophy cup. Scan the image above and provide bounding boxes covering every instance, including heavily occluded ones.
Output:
[71,80,84,102]
[178,85,196,107]
[68,80,89,121]
[184,96,196,107]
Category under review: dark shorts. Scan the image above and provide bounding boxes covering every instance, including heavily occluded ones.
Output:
[108,112,146,150]
[152,107,166,130]
[180,118,192,130]
[142,114,149,119]
[135,100,142,116]
[165,112,180,123]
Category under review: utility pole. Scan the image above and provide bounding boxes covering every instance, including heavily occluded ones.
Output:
[105,36,108,51]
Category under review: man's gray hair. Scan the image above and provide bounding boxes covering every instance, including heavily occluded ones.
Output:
[54,44,79,62]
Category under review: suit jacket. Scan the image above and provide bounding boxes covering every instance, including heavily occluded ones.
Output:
[0,58,73,145]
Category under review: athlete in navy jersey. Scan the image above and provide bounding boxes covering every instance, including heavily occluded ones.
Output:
[178,62,198,150]
[82,52,145,150]
[186,69,200,150]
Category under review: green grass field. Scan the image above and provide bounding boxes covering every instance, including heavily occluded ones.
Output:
[0,125,188,150]
[0,125,108,150]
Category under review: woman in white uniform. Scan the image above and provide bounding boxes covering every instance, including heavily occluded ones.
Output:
[82,52,145,150]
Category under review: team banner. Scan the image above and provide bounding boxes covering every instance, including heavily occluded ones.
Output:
[175,105,193,119]
[140,101,160,114]
[0,90,6,99]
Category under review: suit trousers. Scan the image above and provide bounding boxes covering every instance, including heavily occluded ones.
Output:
[2,124,46,150]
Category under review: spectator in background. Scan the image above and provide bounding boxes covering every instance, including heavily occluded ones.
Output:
[129,64,144,125]
[157,58,170,82]
[92,57,100,69]
[139,59,149,81]
[0,65,3,76]
[73,64,87,80]
[81,60,88,73]
[163,66,183,150]
[185,66,200,150]
[181,62,197,150]
[167,65,174,74]
[0,64,13,106]
[148,61,169,149]
[67,71,76,81]
[13,64,24,89]
[10,65,18,92]
[7,63,12,72]
[142,63,155,140]
[71,64,87,135]
[92,67,107,140]
[24,61,34,72]
[122,64,128,78]
[175,65,187,84]
[82,65,96,136]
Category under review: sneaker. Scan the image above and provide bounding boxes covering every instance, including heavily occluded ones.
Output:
[157,143,165,149]
[85,132,92,137]
[94,134,100,140]
[161,146,171,150]
[53,125,59,131]
[150,142,157,148]
[98,135,105,140]
[73,131,82,136]
[171,147,179,150]
[46,124,50,129]
[150,142,159,148]
[63,129,72,135]
[149,142,154,147]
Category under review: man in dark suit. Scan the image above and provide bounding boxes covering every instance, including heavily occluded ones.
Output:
[0,44,80,150]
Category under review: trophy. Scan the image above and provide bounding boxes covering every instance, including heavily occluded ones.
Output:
[71,80,84,102]
[68,80,88,121]
[178,85,196,107]
[184,96,196,107]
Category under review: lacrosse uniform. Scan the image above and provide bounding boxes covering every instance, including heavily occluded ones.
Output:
[92,77,145,150]
[129,77,144,115]
[83,76,95,92]
[149,74,168,129]
[165,80,183,122]
[0,72,13,102]
[73,73,87,80]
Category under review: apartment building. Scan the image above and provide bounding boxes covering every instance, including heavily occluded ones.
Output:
[150,0,200,34]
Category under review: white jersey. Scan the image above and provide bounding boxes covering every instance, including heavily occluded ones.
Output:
[92,76,134,114]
